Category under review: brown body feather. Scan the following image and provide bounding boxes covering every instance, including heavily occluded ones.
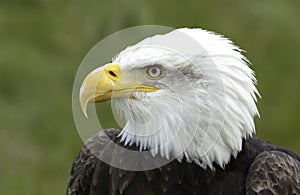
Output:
[67,129,300,195]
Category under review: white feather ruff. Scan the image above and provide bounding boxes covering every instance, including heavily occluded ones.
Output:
[111,28,260,169]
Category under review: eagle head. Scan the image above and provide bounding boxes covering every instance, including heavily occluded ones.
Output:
[79,28,260,169]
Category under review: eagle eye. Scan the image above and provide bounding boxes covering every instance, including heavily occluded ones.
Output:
[146,65,163,79]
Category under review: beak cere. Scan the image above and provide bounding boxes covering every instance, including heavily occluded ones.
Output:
[79,63,158,117]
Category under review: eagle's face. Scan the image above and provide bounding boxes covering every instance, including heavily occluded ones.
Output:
[79,28,260,169]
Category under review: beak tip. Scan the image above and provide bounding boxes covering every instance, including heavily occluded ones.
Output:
[83,111,88,118]
[79,86,89,118]
[80,101,89,118]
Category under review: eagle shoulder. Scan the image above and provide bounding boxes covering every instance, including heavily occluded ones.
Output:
[66,129,135,195]
[245,150,300,194]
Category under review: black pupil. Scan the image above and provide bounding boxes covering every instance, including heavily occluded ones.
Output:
[151,68,157,75]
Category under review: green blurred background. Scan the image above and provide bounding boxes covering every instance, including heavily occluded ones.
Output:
[0,0,299,194]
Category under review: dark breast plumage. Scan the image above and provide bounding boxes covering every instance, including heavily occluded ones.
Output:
[66,129,300,195]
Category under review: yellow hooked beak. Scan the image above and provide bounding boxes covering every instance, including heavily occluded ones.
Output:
[79,63,157,117]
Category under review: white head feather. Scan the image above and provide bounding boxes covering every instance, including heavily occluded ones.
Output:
[110,28,260,169]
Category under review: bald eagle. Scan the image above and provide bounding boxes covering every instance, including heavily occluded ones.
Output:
[67,28,300,194]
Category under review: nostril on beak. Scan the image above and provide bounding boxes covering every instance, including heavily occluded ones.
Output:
[109,71,117,77]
